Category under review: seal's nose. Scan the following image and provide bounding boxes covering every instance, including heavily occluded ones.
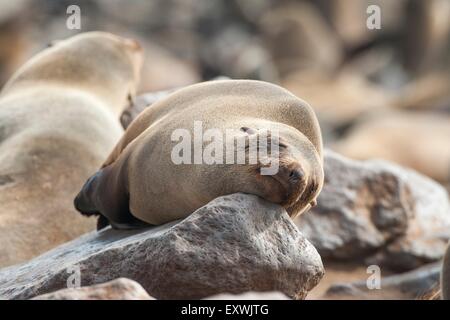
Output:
[289,168,303,181]
[273,162,306,205]
[275,161,306,205]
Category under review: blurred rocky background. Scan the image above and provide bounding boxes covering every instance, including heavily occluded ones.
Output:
[2,0,448,178]
[0,0,449,299]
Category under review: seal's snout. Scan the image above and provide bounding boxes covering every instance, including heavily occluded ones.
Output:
[272,161,307,206]
[289,167,303,181]
[277,162,304,185]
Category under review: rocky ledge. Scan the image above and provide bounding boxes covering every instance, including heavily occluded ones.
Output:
[0,193,323,300]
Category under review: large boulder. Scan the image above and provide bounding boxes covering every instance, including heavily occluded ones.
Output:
[32,278,153,300]
[0,193,324,300]
[296,150,450,271]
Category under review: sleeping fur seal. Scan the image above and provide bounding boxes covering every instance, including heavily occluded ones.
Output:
[75,80,324,229]
[0,32,142,266]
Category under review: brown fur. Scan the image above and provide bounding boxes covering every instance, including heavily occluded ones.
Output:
[75,80,323,228]
[0,32,142,267]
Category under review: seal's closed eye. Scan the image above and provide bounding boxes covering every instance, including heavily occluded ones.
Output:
[240,126,257,134]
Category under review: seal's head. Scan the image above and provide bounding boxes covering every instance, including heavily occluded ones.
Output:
[234,126,323,218]
[1,31,144,116]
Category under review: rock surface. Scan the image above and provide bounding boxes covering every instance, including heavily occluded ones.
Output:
[323,262,440,300]
[296,150,450,271]
[32,278,153,300]
[0,193,324,300]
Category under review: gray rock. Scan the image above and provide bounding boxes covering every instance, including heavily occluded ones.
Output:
[0,193,324,300]
[324,262,441,300]
[296,150,450,271]
[32,278,154,300]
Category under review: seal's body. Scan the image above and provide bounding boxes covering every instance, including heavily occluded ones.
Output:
[0,32,142,267]
[75,80,324,229]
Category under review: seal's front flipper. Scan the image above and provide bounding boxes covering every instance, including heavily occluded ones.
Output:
[75,165,150,231]
[74,171,103,216]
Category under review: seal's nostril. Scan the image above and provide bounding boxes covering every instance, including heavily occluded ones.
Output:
[289,169,302,180]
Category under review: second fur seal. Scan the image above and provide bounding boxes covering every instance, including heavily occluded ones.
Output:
[75,80,324,229]
[0,32,142,266]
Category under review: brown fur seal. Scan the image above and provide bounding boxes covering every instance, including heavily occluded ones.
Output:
[0,32,142,267]
[75,80,324,229]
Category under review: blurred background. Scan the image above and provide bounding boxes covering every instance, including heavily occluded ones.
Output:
[1,0,449,190]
